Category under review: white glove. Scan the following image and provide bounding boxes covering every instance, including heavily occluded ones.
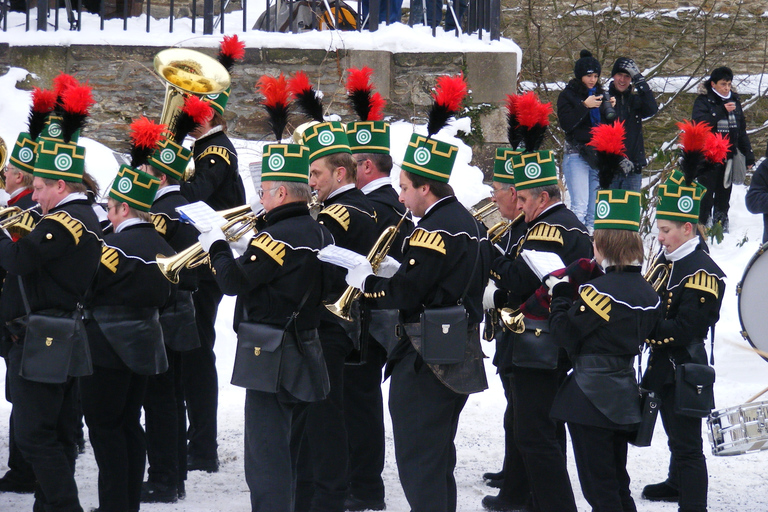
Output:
[376,255,400,278]
[483,280,499,310]
[346,259,374,290]
[544,275,570,296]
[0,190,10,208]
[250,194,264,216]
[229,234,252,256]
[199,227,226,253]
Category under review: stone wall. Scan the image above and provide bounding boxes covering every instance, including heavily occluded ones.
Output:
[0,44,517,165]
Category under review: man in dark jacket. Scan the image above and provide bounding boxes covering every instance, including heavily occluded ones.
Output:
[608,57,659,191]
[744,144,768,242]
[691,66,755,231]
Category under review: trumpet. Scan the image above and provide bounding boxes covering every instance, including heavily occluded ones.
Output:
[156,204,256,284]
[326,209,410,321]
[500,307,526,334]
[644,256,671,292]
[0,205,40,237]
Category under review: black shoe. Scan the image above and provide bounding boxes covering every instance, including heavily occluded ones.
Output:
[344,495,386,511]
[177,480,186,500]
[141,481,178,503]
[0,475,36,494]
[483,470,504,481]
[486,477,503,488]
[187,455,219,473]
[641,481,679,502]
[481,495,529,512]
[76,438,86,455]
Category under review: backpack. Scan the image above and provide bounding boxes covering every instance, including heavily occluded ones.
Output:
[253,0,357,32]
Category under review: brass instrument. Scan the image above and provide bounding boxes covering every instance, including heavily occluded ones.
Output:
[154,48,231,137]
[156,204,255,284]
[487,212,525,245]
[326,209,410,321]
[292,121,320,144]
[470,201,497,221]
[308,191,322,219]
[0,205,40,238]
[644,258,671,292]
[0,136,7,190]
[500,307,526,334]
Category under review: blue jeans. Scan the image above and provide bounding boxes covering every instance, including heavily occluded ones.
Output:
[609,171,642,192]
[562,152,598,232]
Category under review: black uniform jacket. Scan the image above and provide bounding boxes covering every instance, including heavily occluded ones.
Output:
[642,244,725,392]
[362,196,492,394]
[0,198,102,319]
[317,186,378,327]
[609,79,658,169]
[692,84,755,166]
[87,222,174,376]
[209,201,334,401]
[151,188,201,352]
[182,128,246,211]
[549,267,661,428]
[364,184,414,262]
[745,157,768,243]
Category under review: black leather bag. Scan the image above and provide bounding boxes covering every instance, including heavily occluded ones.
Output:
[511,318,559,370]
[420,305,468,365]
[231,322,286,392]
[20,310,90,383]
[629,388,661,447]
[674,363,716,418]
[368,308,401,356]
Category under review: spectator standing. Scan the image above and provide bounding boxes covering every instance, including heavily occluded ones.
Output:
[691,66,754,231]
[745,145,768,242]
[608,57,659,191]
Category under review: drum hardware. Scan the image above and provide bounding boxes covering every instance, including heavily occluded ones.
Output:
[708,399,768,456]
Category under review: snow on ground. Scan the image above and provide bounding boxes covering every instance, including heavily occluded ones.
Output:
[1,29,768,509]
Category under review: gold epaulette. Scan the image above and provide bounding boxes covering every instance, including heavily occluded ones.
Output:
[196,146,231,166]
[320,204,350,231]
[408,228,446,255]
[101,246,119,273]
[151,214,167,236]
[526,223,564,245]
[8,212,36,236]
[579,286,612,321]
[685,271,720,298]
[250,233,286,266]
[45,211,84,245]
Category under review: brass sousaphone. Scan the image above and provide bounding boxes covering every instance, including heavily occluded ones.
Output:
[0,136,7,190]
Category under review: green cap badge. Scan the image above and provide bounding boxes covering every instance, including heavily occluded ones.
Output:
[262,144,309,183]
[33,140,86,182]
[493,148,519,185]
[594,189,641,231]
[401,134,458,183]
[149,139,192,181]
[512,151,558,190]
[346,121,390,155]
[10,133,38,174]
[302,121,351,163]
[109,165,161,212]
[656,182,707,223]
[205,86,231,116]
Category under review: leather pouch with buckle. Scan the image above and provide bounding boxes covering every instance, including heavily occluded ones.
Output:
[231,322,286,391]
[674,362,716,418]
[20,309,90,383]
[511,317,559,370]
[419,305,468,365]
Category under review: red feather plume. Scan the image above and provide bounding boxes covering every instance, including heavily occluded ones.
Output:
[587,121,627,156]
[183,95,214,125]
[32,88,57,114]
[514,91,552,129]
[346,67,374,95]
[703,132,730,164]
[61,85,95,115]
[346,67,386,122]
[368,92,386,121]
[288,71,313,98]
[53,73,79,99]
[130,116,166,149]
[257,74,290,108]
[288,71,324,122]
[431,73,468,113]
[217,35,246,72]
[505,94,517,118]
[677,120,711,153]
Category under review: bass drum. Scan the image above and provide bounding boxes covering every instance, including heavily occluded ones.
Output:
[737,243,768,363]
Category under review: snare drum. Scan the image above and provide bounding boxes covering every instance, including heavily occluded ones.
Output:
[708,401,768,456]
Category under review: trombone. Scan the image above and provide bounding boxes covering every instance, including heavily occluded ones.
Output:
[156,205,257,284]
[325,209,410,321]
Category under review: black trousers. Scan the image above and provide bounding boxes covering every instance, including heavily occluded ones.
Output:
[343,338,386,502]
[144,348,187,488]
[568,423,637,512]
[389,350,467,512]
[183,276,223,461]
[509,366,576,512]
[7,344,83,512]
[245,389,306,512]
[496,369,531,508]
[697,163,731,225]
[4,409,36,485]
[659,383,708,512]
[294,321,351,512]
[81,365,148,512]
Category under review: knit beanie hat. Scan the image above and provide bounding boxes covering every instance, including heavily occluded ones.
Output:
[574,50,601,79]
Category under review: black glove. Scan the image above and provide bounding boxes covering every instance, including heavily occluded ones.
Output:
[618,58,642,80]
[619,158,635,176]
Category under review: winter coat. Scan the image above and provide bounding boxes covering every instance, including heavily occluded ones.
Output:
[557,79,610,147]
[691,83,755,167]
[609,79,658,169]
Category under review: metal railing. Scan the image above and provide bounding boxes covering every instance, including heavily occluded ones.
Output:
[0,0,499,39]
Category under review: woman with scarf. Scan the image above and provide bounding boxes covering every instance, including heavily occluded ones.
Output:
[557,49,614,232]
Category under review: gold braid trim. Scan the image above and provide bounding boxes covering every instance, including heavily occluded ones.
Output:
[580,286,612,322]
[685,271,719,298]
[196,146,231,166]
[408,228,446,255]
[320,204,351,231]
[250,233,286,266]
[101,246,119,274]
[151,214,168,236]
[45,211,84,245]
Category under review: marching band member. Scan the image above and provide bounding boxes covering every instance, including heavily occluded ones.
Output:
[198,143,333,512]
[548,189,660,512]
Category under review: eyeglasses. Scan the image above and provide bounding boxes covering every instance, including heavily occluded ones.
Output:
[258,186,280,199]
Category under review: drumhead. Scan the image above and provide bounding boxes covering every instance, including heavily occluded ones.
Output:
[738,243,768,364]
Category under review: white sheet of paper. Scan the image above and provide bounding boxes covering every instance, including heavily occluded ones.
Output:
[520,249,566,280]
[318,245,368,270]
[176,201,227,233]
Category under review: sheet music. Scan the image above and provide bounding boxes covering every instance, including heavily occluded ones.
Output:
[520,249,565,280]
[176,201,227,233]
[318,245,369,270]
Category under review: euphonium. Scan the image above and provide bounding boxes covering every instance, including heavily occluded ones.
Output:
[153,48,231,137]
[156,204,255,284]
[326,209,410,321]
